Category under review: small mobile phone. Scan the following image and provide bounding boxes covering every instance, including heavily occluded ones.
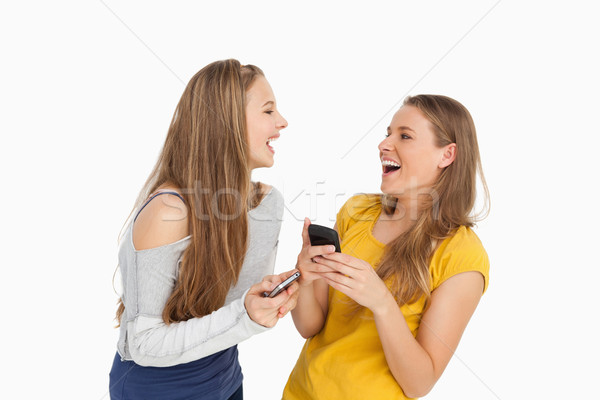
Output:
[308,224,341,253]
[263,271,301,298]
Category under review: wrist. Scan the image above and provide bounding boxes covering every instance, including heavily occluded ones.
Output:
[242,290,253,317]
[298,278,313,288]
[297,272,316,288]
[371,290,398,318]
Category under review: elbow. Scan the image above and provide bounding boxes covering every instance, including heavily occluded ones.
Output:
[394,353,440,398]
[300,331,319,339]
[401,381,435,399]
[403,387,432,399]
[129,348,152,367]
[128,339,155,367]
[295,321,324,339]
[297,326,321,339]
[397,371,436,399]
[299,330,312,339]
[129,341,173,367]
[128,334,169,367]
[291,312,324,339]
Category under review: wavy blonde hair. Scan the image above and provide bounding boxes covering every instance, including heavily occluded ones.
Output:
[116,59,266,325]
[377,94,489,305]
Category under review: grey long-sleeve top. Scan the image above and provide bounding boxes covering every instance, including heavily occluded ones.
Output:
[116,188,284,367]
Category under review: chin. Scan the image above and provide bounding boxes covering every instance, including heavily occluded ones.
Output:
[380,182,403,197]
[380,181,392,194]
[255,159,274,170]
[264,157,274,168]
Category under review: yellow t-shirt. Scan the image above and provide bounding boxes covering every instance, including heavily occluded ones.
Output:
[283,194,489,400]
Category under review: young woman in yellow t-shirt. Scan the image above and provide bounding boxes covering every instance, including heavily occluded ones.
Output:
[284,95,490,399]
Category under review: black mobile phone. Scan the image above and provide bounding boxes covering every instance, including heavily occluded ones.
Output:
[308,224,341,253]
[263,271,301,298]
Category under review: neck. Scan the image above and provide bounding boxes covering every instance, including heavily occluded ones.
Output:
[396,195,420,221]
[384,189,435,229]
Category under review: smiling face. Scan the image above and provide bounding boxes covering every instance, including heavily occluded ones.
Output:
[379,105,456,197]
[245,76,288,170]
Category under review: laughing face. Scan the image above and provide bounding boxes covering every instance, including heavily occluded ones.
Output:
[246,76,288,170]
[379,105,456,197]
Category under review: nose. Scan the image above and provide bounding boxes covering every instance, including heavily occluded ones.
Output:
[378,136,393,153]
[277,113,288,130]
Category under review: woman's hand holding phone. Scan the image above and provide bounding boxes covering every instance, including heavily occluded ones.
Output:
[296,218,338,287]
[244,269,300,327]
[313,252,391,314]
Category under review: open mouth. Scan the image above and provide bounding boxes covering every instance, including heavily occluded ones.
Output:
[382,159,401,175]
[267,136,278,153]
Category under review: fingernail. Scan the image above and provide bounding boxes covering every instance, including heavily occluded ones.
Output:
[328,246,335,252]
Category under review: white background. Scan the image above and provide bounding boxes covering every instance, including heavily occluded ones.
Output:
[1,1,598,399]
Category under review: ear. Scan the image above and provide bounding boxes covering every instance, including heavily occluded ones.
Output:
[438,143,456,168]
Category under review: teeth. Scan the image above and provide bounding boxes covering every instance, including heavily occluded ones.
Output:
[267,137,278,144]
[381,159,401,168]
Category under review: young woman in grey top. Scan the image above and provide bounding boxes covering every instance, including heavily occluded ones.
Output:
[109,59,298,400]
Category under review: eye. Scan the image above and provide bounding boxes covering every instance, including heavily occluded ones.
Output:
[265,110,274,115]
[401,134,411,140]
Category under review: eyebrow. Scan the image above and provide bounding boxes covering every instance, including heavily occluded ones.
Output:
[397,125,415,132]
[262,100,274,108]
[386,126,415,133]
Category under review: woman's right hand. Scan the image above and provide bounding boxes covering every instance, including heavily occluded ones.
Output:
[296,218,337,287]
[244,273,299,328]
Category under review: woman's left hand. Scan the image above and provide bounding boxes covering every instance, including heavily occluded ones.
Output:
[314,253,393,314]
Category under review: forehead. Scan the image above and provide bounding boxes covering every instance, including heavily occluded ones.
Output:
[246,76,274,104]
[390,105,431,132]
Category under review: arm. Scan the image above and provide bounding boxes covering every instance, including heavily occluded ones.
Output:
[128,193,298,366]
[373,271,483,397]
[128,278,295,367]
[290,218,337,338]
[316,253,484,398]
[291,279,329,339]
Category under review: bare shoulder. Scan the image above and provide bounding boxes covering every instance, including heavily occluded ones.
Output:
[132,193,189,251]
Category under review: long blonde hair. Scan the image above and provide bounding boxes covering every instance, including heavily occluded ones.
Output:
[116,59,266,325]
[378,94,489,305]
